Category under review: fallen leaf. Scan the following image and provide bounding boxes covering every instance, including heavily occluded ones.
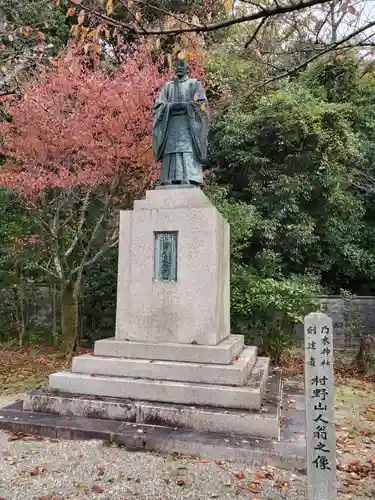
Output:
[248,481,262,493]
[275,478,291,493]
[92,485,105,493]
[90,373,97,377]
[215,460,226,465]
[240,413,247,417]
[8,432,26,441]
[97,464,105,476]
[150,360,157,363]
[234,471,245,479]
[76,482,90,488]
[29,467,46,476]
[231,384,237,387]
[200,459,209,463]
[176,477,185,486]
[66,7,76,17]
[23,435,44,441]
[255,473,266,479]
[77,9,85,25]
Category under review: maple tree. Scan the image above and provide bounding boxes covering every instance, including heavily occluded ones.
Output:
[0,41,165,355]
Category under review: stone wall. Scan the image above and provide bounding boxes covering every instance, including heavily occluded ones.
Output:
[296,296,375,346]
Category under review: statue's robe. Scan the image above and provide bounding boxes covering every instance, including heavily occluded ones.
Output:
[152,76,209,185]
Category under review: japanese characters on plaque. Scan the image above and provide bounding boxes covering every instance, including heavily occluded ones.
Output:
[304,312,337,500]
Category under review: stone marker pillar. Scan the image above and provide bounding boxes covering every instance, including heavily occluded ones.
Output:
[304,312,337,500]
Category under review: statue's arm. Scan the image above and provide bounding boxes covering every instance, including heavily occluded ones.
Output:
[192,80,209,115]
[152,85,169,116]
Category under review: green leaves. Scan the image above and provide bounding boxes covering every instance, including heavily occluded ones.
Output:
[205,53,375,357]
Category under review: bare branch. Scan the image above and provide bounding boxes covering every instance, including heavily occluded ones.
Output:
[82,229,119,270]
[245,17,267,48]
[0,89,18,97]
[76,0,334,36]
[76,2,137,33]
[248,18,375,95]
[137,0,201,29]
[65,188,92,259]
[34,262,61,281]
[118,0,147,33]
[70,192,113,279]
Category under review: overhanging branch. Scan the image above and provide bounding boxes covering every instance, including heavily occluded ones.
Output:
[75,0,335,36]
[248,19,375,95]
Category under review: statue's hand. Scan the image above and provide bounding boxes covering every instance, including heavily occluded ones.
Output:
[171,102,186,111]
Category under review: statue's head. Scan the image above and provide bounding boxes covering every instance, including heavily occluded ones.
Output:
[173,51,188,78]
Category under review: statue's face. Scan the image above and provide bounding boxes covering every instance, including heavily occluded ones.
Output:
[173,59,188,78]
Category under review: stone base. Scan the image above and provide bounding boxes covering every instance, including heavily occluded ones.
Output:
[72,346,257,386]
[0,377,305,470]
[94,335,244,365]
[49,357,269,410]
[24,372,281,439]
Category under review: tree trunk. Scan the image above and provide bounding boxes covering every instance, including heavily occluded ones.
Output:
[355,334,375,373]
[12,284,25,347]
[18,283,25,348]
[60,280,78,357]
[52,284,57,346]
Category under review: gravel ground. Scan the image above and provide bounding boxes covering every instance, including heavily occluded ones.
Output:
[0,432,308,500]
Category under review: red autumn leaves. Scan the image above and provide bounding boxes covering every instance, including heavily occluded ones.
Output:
[0,43,166,199]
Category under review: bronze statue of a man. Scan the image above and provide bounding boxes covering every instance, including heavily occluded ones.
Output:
[152,52,209,186]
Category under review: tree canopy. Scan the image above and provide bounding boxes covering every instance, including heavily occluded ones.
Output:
[1,1,375,361]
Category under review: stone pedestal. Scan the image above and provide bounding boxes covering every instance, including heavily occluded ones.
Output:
[39,188,273,437]
[115,187,230,345]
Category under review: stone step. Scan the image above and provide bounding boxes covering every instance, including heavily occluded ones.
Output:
[72,347,257,386]
[94,335,244,365]
[49,357,270,410]
[0,371,306,470]
[23,372,281,440]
